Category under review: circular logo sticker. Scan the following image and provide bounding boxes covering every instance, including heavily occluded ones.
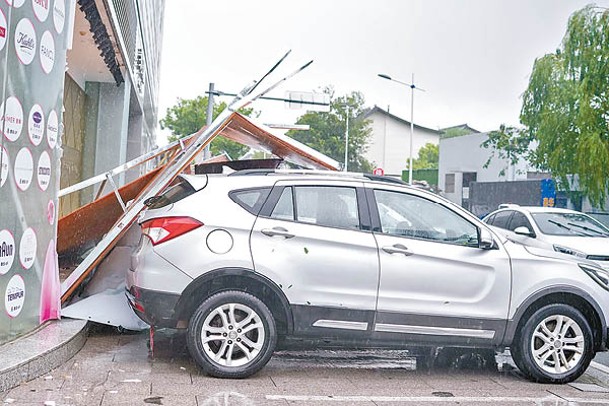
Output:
[19,227,36,269]
[39,30,54,74]
[14,18,36,65]
[33,0,50,22]
[0,146,8,188]
[47,199,55,225]
[37,150,51,190]
[14,147,33,191]
[5,274,25,318]
[46,109,58,148]
[0,8,7,52]
[0,229,15,275]
[1,96,24,142]
[53,0,65,34]
[5,0,26,7]
[28,104,44,145]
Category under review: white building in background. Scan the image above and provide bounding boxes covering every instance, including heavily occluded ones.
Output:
[363,106,441,176]
[438,132,531,207]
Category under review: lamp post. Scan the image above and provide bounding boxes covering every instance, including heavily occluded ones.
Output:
[344,106,350,172]
[377,73,424,185]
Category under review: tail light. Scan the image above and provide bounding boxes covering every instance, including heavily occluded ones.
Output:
[141,216,203,246]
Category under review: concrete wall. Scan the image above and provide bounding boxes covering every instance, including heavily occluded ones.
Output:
[469,180,542,218]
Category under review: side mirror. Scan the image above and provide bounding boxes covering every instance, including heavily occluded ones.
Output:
[479,227,496,250]
[514,226,534,237]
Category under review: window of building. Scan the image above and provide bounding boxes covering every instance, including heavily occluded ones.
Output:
[445,173,455,193]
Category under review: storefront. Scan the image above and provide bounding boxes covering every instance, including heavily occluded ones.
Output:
[0,0,72,345]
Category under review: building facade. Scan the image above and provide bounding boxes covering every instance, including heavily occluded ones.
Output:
[0,0,165,345]
[61,0,165,215]
[438,132,531,208]
[363,106,441,176]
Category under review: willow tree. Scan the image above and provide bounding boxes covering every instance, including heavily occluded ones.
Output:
[521,5,609,207]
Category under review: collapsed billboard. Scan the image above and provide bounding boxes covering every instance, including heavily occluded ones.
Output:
[0,0,72,344]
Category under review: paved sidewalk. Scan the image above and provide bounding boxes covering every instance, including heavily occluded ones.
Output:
[0,319,88,393]
[3,326,609,405]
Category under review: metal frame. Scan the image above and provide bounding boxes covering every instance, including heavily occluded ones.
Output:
[61,53,314,303]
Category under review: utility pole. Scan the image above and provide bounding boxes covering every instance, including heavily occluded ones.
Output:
[203,82,214,161]
[344,106,350,172]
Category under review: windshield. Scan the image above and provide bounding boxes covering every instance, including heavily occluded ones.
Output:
[531,212,609,237]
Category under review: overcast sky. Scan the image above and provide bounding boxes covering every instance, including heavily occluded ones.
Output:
[157,0,609,142]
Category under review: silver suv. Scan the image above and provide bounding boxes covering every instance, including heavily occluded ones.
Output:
[126,170,609,383]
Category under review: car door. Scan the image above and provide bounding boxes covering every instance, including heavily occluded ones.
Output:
[250,179,379,337]
[368,185,511,345]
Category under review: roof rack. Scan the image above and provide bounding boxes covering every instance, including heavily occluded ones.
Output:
[228,168,408,185]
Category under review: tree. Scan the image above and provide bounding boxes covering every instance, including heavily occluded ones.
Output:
[410,143,438,170]
[160,96,254,159]
[441,127,471,139]
[485,6,609,207]
[481,124,531,178]
[286,89,373,172]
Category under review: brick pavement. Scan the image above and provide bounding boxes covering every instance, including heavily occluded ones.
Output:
[3,326,609,405]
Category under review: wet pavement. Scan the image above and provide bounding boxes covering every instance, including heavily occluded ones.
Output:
[3,326,609,405]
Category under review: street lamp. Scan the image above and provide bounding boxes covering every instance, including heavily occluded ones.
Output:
[344,106,350,172]
[377,73,424,185]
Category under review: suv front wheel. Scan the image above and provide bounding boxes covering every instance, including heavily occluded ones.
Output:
[187,290,277,378]
[511,303,594,383]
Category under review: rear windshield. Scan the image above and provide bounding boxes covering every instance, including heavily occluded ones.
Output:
[531,212,609,237]
[146,177,197,209]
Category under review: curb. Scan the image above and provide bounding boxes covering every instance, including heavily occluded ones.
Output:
[0,318,88,393]
[590,361,609,375]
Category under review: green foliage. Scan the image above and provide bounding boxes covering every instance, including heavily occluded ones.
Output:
[481,124,531,178]
[482,6,609,207]
[160,96,254,159]
[286,89,373,172]
[520,5,609,207]
[410,143,439,170]
[441,127,472,139]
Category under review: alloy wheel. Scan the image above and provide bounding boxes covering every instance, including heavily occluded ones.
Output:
[530,314,585,375]
[200,302,265,367]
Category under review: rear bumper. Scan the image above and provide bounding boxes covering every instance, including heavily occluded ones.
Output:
[126,286,181,328]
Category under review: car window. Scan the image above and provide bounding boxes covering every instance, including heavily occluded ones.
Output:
[374,190,479,247]
[270,187,294,221]
[146,177,196,209]
[490,210,513,230]
[229,187,271,215]
[485,213,496,225]
[293,186,360,230]
[508,212,532,232]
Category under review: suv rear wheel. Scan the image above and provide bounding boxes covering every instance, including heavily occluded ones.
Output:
[511,303,594,383]
[187,291,277,378]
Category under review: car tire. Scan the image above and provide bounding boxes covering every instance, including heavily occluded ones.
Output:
[187,290,277,378]
[511,303,594,383]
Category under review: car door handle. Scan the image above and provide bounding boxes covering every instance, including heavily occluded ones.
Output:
[261,227,295,239]
[382,244,413,256]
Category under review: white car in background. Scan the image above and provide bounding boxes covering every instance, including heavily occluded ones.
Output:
[483,205,609,269]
